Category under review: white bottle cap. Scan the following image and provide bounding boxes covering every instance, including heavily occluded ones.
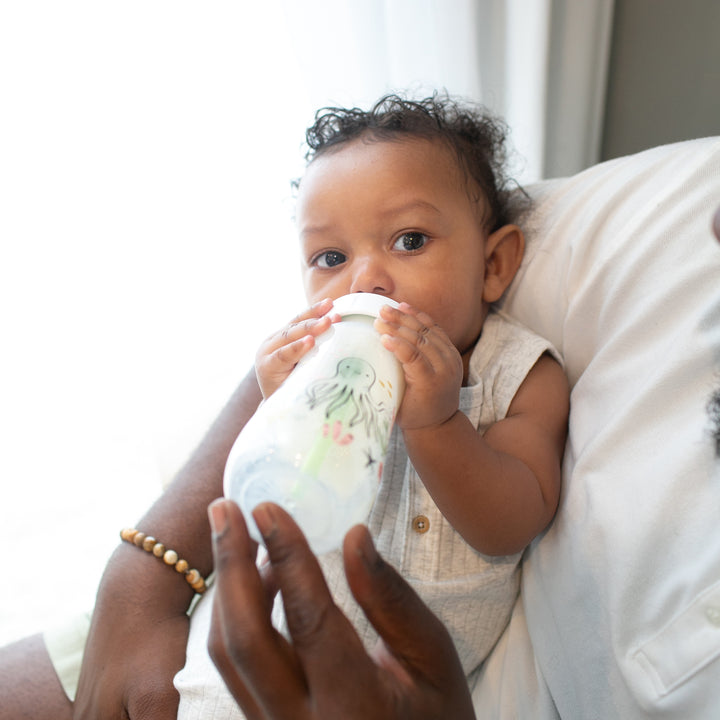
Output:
[331,293,400,319]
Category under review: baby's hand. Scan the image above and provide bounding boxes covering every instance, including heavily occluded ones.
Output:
[375,302,463,430]
[255,298,338,398]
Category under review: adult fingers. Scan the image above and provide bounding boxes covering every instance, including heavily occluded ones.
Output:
[208,598,265,720]
[253,504,377,687]
[208,500,306,719]
[342,525,468,687]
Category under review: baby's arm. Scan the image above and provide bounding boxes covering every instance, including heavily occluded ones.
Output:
[406,355,567,555]
[377,303,568,556]
[255,297,338,398]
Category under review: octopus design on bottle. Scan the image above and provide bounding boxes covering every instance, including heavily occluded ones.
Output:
[303,357,395,480]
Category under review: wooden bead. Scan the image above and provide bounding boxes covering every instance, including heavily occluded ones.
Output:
[120,527,207,594]
[186,570,206,593]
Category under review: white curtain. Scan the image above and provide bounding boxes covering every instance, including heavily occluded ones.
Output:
[0,0,614,645]
[282,0,614,182]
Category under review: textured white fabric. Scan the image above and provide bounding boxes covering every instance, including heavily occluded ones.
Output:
[474,137,720,718]
[175,311,560,718]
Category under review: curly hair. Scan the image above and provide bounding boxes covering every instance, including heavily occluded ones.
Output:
[301,92,526,231]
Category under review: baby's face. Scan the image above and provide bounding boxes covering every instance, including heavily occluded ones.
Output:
[296,136,490,357]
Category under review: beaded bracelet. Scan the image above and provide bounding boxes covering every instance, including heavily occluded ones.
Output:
[120,528,207,594]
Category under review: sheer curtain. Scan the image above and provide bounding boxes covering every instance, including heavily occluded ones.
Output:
[0,0,613,645]
[281,0,614,182]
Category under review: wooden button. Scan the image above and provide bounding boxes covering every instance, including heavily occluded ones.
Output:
[412,515,430,533]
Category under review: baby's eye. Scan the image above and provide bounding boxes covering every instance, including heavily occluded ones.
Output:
[313,250,347,268]
[393,232,428,252]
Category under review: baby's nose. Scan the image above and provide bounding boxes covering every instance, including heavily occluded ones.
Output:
[349,256,394,296]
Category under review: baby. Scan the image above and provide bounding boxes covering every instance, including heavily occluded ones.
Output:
[175,93,569,715]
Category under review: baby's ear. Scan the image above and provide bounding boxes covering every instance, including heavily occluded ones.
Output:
[482,224,525,303]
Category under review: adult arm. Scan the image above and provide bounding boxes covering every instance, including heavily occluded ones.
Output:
[73,369,262,720]
[0,634,74,720]
[207,499,476,720]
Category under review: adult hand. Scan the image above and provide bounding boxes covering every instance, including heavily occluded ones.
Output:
[72,546,189,719]
[207,499,475,720]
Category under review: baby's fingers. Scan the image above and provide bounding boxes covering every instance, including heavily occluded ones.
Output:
[261,299,336,356]
[375,303,455,367]
[267,334,315,369]
[256,299,339,398]
[376,303,444,340]
[290,297,335,324]
[255,334,315,398]
[281,297,337,345]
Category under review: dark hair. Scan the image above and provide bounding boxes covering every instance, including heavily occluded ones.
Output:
[300,92,526,231]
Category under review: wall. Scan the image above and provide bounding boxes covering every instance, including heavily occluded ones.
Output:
[602,0,720,161]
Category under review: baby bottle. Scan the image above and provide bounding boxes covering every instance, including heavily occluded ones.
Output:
[223,293,405,554]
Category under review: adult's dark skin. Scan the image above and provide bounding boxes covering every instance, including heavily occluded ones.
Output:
[207,499,476,720]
